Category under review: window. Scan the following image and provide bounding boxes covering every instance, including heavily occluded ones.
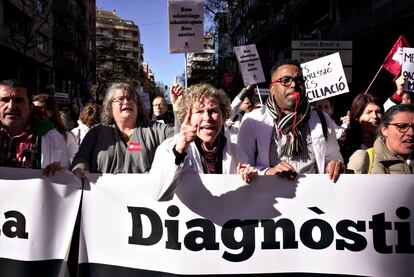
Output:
[37,33,47,50]
[36,0,46,13]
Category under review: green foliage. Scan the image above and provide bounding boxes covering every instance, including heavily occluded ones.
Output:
[96,33,140,101]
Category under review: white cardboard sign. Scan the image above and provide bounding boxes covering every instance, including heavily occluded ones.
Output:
[234,44,266,86]
[168,0,204,53]
[300,52,349,102]
[402,47,414,92]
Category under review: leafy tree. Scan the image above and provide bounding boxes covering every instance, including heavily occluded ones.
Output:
[96,32,140,101]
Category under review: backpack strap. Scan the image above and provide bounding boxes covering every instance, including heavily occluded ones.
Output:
[314,108,328,140]
[366,147,375,174]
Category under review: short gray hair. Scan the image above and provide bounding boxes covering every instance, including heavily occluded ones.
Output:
[101,82,148,125]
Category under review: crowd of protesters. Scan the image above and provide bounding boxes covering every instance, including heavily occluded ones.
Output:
[0,59,413,189]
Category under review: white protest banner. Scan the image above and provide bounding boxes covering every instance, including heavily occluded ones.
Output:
[301,52,349,102]
[0,168,82,276]
[402,47,414,92]
[78,173,414,276]
[234,44,266,86]
[168,0,204,53]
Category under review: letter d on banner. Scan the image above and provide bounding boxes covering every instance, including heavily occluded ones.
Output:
[128,207,163,245]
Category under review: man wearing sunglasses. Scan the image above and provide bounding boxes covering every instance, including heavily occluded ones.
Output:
[237,60,345,182]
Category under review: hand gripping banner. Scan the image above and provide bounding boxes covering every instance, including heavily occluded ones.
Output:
[0,168,82,276]
[78,173,414,277]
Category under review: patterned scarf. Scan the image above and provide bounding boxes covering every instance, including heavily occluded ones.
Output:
[195,133,226,174]
[0,113,53,169]
[266,93,310,156]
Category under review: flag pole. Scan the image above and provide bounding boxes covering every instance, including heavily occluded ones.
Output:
[184,53,188,90]
[255,84,263,105]
[364,65,383,94]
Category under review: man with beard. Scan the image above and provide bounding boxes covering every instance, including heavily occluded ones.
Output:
[237,60,345,182]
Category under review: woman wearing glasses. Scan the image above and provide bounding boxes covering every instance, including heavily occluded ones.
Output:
[348,104,414,174]
[71,82,175,177]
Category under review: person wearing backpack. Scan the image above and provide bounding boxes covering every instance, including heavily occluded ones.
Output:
[347,104,414,174]
[237,60,345,183]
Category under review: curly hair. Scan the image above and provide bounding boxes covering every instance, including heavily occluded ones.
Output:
[79,103,101,127]
[101,82,148,126]
[177,83,231,122]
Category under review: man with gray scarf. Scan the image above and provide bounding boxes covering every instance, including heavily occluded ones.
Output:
[237,60,345,182]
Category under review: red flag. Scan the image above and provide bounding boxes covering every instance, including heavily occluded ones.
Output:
[382,35,410,77]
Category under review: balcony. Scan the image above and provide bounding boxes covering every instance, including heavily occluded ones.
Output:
[53,27,75,47]
[53,0,76,19]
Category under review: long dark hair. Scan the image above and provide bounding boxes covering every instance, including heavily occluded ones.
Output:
[33,94,68,140]
[340,92,383,163]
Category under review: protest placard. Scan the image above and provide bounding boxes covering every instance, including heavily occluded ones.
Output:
[234,44,266,86]
[292,40,353,83]
[137,87,151,112]
[402,47,414,92]
[168,0,204,53]
[301,52,349,102]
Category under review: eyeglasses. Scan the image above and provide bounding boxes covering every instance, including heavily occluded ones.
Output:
[270,76,305,88]
[112,96,134,104]
[152,103,165,107]
[388,123,414,133]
